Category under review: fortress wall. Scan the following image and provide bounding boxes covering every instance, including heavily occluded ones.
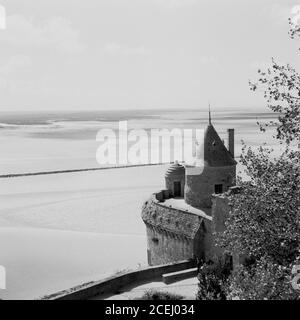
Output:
[142,194,212,265]
[211,187,243,266]
[193,225,206,261]
[185,165,236,208]
[146,225,193,265]
[142,188,236,266]
[203,217,215,261]
[194,220,215,262]
[143,193,204,237]
[212,194,230,234]
[210,194,230,261]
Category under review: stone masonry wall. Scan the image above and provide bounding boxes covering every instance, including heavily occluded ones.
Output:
[185,165,236,208]
[146,225,194,265]
[142,193,212,265]
[211,194,230,261]
[211,187,243,267]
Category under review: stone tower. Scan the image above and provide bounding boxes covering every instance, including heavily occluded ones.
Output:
[184,113,237,208]
[141,110,237,265]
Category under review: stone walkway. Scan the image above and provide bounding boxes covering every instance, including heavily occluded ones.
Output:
[92,277,199,300]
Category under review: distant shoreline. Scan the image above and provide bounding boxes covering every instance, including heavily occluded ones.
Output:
[0,157,242,179]
[0,162,172,179]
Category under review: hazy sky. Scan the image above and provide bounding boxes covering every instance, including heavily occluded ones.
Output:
[0,0,299,111]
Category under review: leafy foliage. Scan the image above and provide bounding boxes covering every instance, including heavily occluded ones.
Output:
[205,19,300,300]
[226,257,299,300]
[217,146,300,266]
[138,290,183,300]
[249,61,300,144]
[289,17,300,42]
[196,260,230,300]
[249,21,300,144]
[212,145,300,299]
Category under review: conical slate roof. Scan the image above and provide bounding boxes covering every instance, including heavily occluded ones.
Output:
[197,124,237,167]
[165,162,185,178]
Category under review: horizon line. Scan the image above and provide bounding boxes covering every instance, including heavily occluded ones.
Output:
[0,105,269,113]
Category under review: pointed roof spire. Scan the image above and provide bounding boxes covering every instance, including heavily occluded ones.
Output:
[202,124,237,167]
[208,102,212,125]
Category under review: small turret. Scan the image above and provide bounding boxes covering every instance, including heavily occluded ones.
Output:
[165,161,185,197]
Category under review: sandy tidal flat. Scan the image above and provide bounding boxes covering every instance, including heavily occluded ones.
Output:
[0,165,167,299]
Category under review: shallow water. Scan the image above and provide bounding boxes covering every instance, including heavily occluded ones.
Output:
[0,109,281,174]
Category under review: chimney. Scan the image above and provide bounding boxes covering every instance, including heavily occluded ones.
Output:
[227,129,234,158]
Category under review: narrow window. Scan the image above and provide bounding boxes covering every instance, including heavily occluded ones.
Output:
[214,184,223,194]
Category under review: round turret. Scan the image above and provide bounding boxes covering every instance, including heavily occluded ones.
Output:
[165,162,185,197]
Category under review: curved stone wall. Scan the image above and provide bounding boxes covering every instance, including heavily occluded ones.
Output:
[142,193,211,265]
